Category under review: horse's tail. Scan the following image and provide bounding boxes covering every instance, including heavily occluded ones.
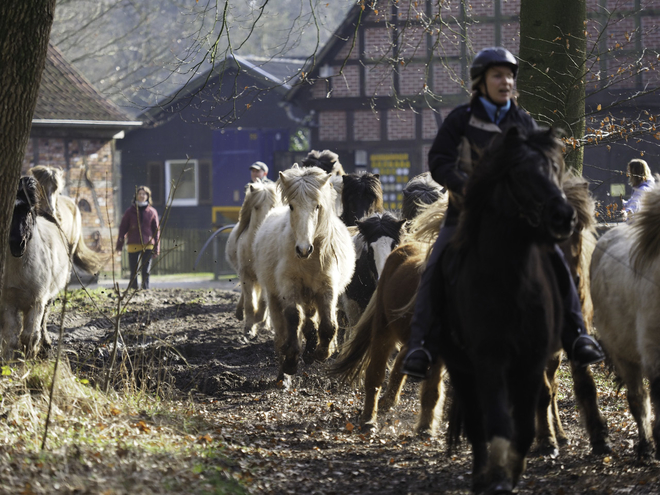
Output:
[73,239,107,275]
[446,386,464,452]
[327,292,378,386]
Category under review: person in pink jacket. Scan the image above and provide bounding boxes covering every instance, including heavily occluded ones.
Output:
[116,186,160,290]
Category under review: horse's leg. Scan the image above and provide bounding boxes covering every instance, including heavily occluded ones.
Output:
[267,296,296,381]
[378,346,407,414]
[535,353,560,457]
[615,357,653,458]
[22,302,46,358]
[569,360,612,455]
[313,292,338,362]
[0,306,22,361]
[39,303,53,355]
[235,292,244,321]
[241,279,259,339]
[416,359,446,436]
[254,283,268,326]
[301,306,318,364]
[360,339,397,431]
[280,304,302,376]
[508,367,547,491]
[650,374,660,460]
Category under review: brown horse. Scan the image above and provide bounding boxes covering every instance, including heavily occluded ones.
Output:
[535,174,611,456]
[328,199,446,435]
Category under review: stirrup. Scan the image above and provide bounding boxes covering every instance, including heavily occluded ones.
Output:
[402,347,433,379]
[571,334,605,368]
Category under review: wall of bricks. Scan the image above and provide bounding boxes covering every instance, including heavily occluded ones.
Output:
[399,62,428,96]
[501,0,521,16]
[336,33,360,60]
[365,63,394,96]
[398,25,428,59]
[22,137,118,270]
[365,27,394,60]
[319,111,347,141]
[433,59,464,94]
[354,110,382,141]
[466,22,495,49]
[331,65,361,97]
[642,16,660,49]
[387,108,416,140]
[422,108,440,140]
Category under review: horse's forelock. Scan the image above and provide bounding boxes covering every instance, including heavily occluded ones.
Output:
[281,167,333,210]
[30,165,65,198]
[17,176,39,210]
[358,212,405,243]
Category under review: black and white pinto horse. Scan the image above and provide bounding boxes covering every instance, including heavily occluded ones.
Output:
[341,212,406,327]
[1,177,71,359]
[439,127,575,494]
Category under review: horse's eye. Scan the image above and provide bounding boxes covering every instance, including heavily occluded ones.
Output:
[316,205,320,211]
[289,205,293,211]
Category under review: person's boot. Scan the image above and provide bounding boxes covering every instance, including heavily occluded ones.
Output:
[401,347,432,380]
[571,334,605,368]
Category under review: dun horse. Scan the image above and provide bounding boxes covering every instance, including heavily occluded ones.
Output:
[225,180,280,338]
[591,181,660,459]
[253,166,355,382]
[1,177,99,359]
[29,165,105,277]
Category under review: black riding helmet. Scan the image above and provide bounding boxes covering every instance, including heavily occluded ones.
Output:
[470,47,518,81]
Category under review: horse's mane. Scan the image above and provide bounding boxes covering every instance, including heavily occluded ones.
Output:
[562,172,596,234]
[402,172,444,220]
[279,167,338,259]
[234,181,279,240]
[357,211,404,242]
[301,149,345,176]
[340,173,384,224]
[630,181,660,273]
[454,126,565,248]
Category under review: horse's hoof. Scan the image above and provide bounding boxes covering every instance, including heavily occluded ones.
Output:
[282,359,298,376]
[490,480,513,494]
[360,422,376,433]
[591,439,613,456]
[235,310,243,321]
[314,346,331,362]
[536,443,559,459]
[636,442,654,460]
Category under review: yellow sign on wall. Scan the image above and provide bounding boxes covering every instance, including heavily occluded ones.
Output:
[370,153,410,210]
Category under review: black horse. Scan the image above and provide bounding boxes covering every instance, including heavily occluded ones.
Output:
[438,127,575,494]
[340,173,384,227]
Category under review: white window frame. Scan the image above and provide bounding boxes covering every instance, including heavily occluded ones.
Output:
[165,159,199,207]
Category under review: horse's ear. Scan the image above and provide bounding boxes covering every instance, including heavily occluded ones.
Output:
[397,219,407,230]
[373,174,380,180]
[248,184,255,192]
[291,163,300,169]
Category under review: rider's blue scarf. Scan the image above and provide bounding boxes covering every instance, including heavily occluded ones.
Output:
[479,96,511,125]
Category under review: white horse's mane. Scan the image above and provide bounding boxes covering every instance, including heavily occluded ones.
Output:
[631,181,660,273]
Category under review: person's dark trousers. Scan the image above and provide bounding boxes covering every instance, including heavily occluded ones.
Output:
[406,224,457,358]
[128,250,154,290]
[549,245,588,356]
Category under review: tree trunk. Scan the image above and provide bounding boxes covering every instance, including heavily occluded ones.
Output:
[0,1,56,301]
[517,0,587,173]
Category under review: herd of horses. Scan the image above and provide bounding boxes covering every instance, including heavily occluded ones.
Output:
[225,130,660,493]
[3,127,660,493]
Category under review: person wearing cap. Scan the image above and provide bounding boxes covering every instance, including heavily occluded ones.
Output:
[249,161,273,184]
[401,47,605,379]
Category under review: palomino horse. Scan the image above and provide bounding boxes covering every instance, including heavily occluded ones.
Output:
[29,165,105,277]
[253,165,355,382]
[329,199,447,435]
[340,173,384,227]
[226,180,280,338]
[340,211,406,328]
[440,127,573,494]
[591,181,660,460]
[1,177,99,359]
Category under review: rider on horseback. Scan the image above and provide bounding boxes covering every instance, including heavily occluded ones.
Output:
[401,47,605,379]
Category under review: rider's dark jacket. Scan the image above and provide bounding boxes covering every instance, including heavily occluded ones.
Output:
[428,96,538,225]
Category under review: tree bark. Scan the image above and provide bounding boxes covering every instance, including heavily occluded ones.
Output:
[517,0,587,173]
[0,1,56,301]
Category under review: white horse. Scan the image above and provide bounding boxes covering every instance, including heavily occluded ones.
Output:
[1,177,71,359]
[225,180,280,338]
[591,182,660,459]
[253,165,355,381]
[29,165,105,276]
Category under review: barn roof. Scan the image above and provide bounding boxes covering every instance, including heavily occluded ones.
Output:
[32,44,140,129]
[138,54,304,125]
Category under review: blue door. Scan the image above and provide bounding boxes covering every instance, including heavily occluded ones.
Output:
[212,128,288,223]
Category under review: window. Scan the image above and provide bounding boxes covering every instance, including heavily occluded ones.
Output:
[165,159,198,206]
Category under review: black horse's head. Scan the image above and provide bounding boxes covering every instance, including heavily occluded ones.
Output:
[9,176,39,258]
[461,126,576,243]
[340,173,384,227]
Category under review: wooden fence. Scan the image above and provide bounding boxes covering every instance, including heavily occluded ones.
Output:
[121,227,234,277]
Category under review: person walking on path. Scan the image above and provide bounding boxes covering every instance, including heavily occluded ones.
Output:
[116,186,160,290]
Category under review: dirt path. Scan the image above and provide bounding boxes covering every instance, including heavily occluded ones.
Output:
[55,287,660,494]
